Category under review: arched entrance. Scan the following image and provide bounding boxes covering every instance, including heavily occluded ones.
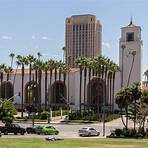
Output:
[87,78,106,113]
[50,81,67,108]
[25,81,39,107]
[0,81,14,99]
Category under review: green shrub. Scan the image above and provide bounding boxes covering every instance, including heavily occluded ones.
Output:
[114,128,122,137]
[40,111,48,120]
[138,128,146,137]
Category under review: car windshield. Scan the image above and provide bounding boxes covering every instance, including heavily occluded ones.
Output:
[46,126,54,129]
[81,128,87,130]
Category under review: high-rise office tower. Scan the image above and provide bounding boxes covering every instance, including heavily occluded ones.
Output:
[65,14,102,67]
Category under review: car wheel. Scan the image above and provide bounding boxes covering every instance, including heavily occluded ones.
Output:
[4,131,8,135]
[21,131,25,135]
[97,132,100,136]
[14,132,18,135]
[88,133,91,137]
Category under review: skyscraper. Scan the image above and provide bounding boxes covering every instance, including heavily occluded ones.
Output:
[65,14,102,67]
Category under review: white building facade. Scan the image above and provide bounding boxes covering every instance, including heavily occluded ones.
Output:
[0,21,143,112]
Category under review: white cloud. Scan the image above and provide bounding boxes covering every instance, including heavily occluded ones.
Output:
[1,36,12,40]
[42,53,49,56]
[40,36,49,40]
[31,35,36,39]
[102,42,111,48]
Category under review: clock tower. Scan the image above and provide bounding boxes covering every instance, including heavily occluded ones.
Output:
[119,20,143,87]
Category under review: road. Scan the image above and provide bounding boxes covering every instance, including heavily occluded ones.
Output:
[0,117,137,138]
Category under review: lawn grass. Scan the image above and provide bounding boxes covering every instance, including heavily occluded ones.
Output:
[0,138,148,148]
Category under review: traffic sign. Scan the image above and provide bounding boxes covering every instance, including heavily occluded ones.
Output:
[101,105,111,111]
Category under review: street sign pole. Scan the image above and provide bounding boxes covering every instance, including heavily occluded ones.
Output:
[102,105,105,136]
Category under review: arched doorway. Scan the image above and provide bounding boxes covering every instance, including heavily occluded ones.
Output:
[0,81,14,99]
[87,78,106,113]
[50,81,67,108]
[25,81,38,107]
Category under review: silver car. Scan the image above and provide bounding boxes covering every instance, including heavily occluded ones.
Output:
[78,127,100,137]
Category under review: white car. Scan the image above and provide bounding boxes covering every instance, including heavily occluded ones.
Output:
[78,127,100,137]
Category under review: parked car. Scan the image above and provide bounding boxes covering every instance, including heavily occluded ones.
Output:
[40,126,59,135]
[26,125,39,134]
[78,127,100,137]
[0,123,26,135]
[35,126,44,135]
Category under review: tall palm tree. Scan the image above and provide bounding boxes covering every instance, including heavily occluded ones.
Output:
[9,53,15,80]
[16,55,27,118]
[4,65,13,81]
[32,59,44,113]
[26,55,36,106]
[75,56,87,113]
[110,62,120,111]
[48,59,55,108]
[62,64,69,103]
[37,52,42,60]
[53,61,59,104]
[127,50,136,86]
[43,61,49,110]
[87,58,93,110]
[26,55,35,82]
[13,55,22,88]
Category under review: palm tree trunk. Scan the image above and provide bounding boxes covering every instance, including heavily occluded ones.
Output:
[110,73,112,108]
[38,69,42,113]
[21,64,24,118]
[127,54,135,86]
[88,68,91,111]
[54,69,57,105]
[45,70,48,110]
[13,64,19,86]
[48,69,52,109]
[112,72,115,112]
[79,68,82,113]
[84,67,87,112]
[29,64,32,106]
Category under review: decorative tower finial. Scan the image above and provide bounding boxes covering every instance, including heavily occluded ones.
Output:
[130,16,133,25]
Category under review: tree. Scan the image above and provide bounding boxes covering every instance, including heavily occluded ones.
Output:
[16,55,27,118]
[9,53,15,80]
[127,50,136,86]
[37,52,42,60]
[26,54,36,106]
[48,59,55,109]
[43,61,49,110]
[4,65,13,81]
[0,99,17,124]
[116,86,133,129]
[32,59,43,113]
[75,57,87,113]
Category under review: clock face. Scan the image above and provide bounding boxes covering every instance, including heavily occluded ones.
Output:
[125,48,136,57]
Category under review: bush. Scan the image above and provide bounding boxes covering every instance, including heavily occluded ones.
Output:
[114,128,122,137]
[138,128,146,137]
[40,111,48,120]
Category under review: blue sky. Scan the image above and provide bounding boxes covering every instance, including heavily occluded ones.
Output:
[0,0,147,74]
